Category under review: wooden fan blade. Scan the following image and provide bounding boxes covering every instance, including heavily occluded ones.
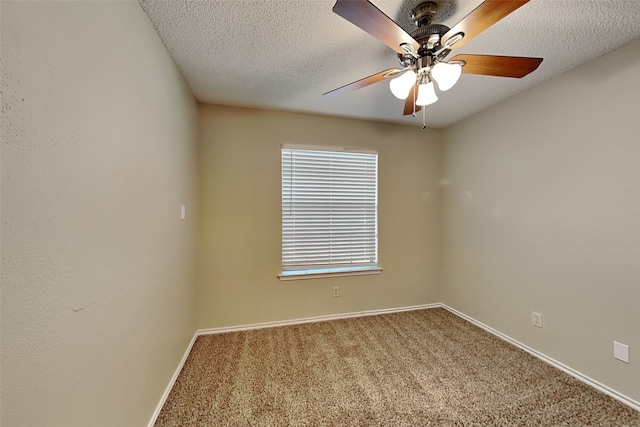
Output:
[442,0,530,50]
[333,0,420,54]
[403,85,421,116]
[323,68,401,98]
[451,54,543,78]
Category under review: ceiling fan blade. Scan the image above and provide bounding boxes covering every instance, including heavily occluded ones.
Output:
[442,0,530,50]
[323,68,402,98]
[403,85,421,116]
[332,0,420,54]
[451,54,543,78]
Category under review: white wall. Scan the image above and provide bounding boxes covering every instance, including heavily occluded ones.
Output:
[197,105,442,328]
[441,39,640,402]
[1,2,198,426]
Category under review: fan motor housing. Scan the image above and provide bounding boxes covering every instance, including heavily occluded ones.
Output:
[412,24,449,48]
[396,1,452,66]
[397,23,450,66]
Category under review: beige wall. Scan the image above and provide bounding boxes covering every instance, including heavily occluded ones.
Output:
[197,105,441,328]
[1,2,198,426]
[2,0,638,421]
[441,39,640,401]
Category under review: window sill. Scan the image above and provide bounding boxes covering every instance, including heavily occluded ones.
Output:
[278,266,382,281]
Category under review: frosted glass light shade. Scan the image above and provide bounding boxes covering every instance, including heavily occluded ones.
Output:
[431,62,462,91]
[389,70,416,100]
[416,81,438,106]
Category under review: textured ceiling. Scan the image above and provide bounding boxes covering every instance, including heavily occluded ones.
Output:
[139,0,640,128]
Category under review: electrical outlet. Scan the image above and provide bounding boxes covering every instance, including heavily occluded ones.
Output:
[332,286,339,297]
[614,341,630,363]
[532,312,543,328]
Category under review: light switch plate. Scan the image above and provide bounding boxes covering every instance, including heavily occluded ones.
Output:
[613,341,630,363]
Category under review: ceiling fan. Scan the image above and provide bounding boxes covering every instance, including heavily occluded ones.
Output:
[323,0,543,127]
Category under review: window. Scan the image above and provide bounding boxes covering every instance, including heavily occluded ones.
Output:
[279,146,381,280]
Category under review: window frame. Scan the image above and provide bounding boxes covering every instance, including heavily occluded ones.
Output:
[278,144,382,281]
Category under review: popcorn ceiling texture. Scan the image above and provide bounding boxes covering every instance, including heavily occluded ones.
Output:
[138,0,640,128]
[154,308,640,426]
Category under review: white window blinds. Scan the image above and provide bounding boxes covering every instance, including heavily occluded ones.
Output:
[281,147,378,272]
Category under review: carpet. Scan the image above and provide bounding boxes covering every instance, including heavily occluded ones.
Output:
[154,308,640,426]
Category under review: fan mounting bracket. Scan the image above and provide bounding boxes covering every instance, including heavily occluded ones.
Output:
[412,1,439,27]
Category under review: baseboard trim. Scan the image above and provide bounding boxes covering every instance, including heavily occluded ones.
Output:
[146,331,199,427]
[441,304,640,412]
[197,303,440,336]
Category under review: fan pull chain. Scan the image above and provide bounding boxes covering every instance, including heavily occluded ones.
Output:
[412,84,417,117]
[422,107,428,129]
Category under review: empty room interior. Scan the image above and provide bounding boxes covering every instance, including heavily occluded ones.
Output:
[1,0,639,426]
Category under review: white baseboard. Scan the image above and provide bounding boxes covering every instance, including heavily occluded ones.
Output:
[146,331,199,427]
[441,304,640,412]
[197,303,440,335]
[148,302,639,426]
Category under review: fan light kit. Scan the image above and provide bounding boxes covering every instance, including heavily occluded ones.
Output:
[323,0,544,128]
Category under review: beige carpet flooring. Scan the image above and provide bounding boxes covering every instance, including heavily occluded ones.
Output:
[155,308,640,426]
